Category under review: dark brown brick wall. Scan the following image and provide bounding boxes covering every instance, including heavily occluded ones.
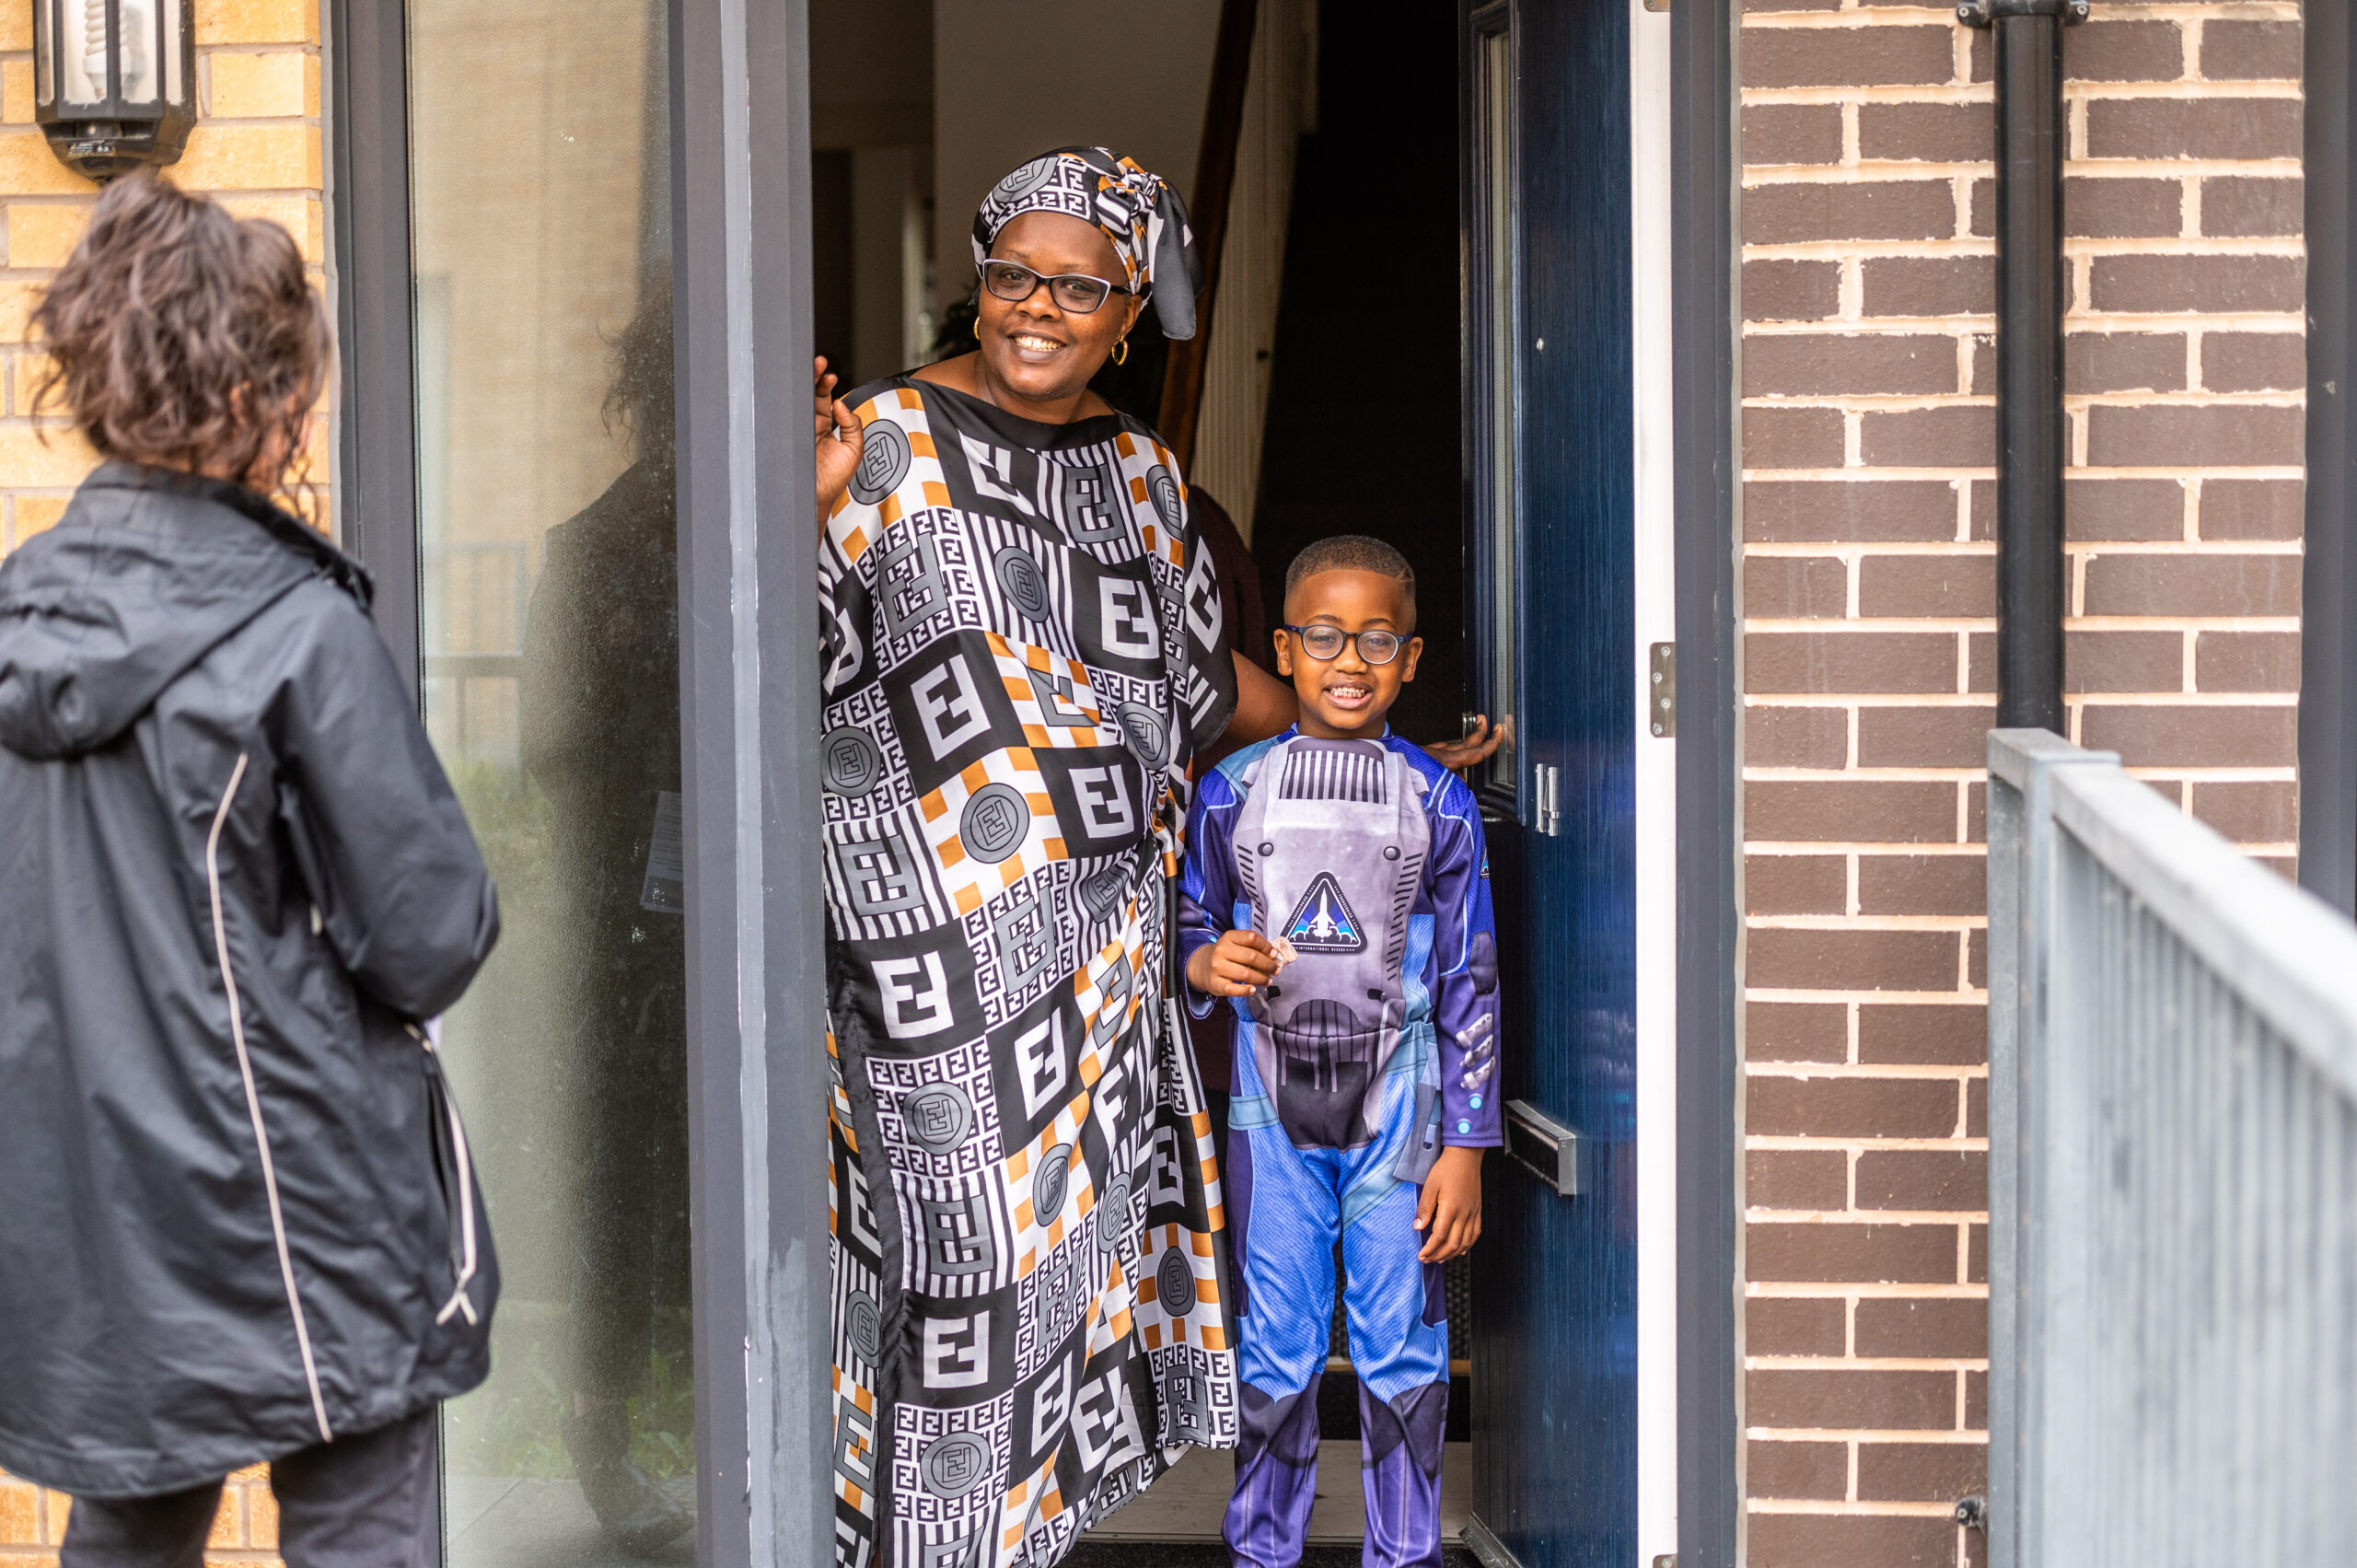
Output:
[1738,1,2301,1558]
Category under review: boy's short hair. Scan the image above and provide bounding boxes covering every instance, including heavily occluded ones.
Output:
[1284,535,1417,605]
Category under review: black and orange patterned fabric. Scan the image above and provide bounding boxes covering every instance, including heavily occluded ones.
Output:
[970,146,1205,342]
[819,375,1239,1568]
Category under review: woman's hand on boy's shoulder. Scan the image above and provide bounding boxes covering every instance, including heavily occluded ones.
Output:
[1415,1146,1485,1263]
[1422,714,1505,772]
[1187,929,1282,998]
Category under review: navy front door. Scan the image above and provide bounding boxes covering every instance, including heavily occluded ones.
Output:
[1461,1,1641,1564]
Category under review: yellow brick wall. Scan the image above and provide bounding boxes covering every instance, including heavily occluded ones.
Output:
[0,1466,284,1565]
[0,0,325,566]
[0,5,323,1555]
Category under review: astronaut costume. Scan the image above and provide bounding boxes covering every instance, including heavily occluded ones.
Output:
[1179,729,1501,1568]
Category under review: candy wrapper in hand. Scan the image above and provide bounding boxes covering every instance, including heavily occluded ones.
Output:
[1268,935,1298,970]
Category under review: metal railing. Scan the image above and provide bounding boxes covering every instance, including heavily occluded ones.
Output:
[1986,729,2357,1566]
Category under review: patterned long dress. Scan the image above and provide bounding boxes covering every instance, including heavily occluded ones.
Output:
[819,377,1240,1568]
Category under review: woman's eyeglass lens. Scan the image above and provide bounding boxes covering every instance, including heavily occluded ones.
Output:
[1286,625,1405,666]
[981,261,1122,314]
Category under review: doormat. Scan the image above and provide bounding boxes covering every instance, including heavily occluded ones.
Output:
[1061,1546,1484,1568]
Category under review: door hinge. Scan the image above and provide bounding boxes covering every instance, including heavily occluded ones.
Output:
[1649,642,1677,738]
[1533,762,1561,836]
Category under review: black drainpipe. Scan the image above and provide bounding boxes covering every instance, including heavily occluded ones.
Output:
[1961,0,2085,732]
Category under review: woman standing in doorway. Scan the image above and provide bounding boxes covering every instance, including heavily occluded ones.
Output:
[809,147,1495,1568]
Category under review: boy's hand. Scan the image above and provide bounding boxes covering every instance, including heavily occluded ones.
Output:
[1414,1146,1484,1262]
[1187,930,1282,997]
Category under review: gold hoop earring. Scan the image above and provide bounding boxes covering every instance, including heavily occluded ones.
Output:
[1111,339,1130,366]
[972,317,981,340]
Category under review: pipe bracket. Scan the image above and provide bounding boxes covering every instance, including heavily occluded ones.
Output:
[1956,0,2087,24]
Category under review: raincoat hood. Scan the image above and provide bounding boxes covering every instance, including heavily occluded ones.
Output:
[0,462,370,761]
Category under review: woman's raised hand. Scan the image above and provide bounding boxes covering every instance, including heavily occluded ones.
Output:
[814,356,863,523]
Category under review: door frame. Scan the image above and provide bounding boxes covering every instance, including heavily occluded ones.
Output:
[668,1,835,1564]
[2303,1,2357,912]
[1669,0,1742,1564]
[1453,0,1738,1558]
[327,0,1736,1559]
[326,0,421,696]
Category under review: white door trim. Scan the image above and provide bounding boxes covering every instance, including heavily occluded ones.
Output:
[1631,0,1680,1560]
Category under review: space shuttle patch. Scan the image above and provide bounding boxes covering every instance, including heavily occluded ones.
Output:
[1282,872,1366,954]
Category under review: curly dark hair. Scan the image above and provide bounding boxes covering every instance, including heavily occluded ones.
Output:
[29,172,329,493]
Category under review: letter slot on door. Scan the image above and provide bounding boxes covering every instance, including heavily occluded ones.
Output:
[1503,1098,1585,1198]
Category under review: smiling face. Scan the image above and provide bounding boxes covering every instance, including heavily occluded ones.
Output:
[975,212,1144,411]
[1276,567,1423,741]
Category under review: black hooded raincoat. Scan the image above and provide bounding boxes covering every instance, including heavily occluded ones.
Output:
[0,464,500,1497]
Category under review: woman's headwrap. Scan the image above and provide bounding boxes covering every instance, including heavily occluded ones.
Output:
[971,146,1204,341]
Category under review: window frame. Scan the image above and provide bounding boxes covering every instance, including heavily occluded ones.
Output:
[1465,0,1523,823]
[326,3,834,1564]
[2302,1,2357,913]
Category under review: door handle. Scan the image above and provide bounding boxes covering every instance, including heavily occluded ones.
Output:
[1504,1099,1585,1197]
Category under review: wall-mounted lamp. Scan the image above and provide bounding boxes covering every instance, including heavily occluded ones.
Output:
[31,0,195,180]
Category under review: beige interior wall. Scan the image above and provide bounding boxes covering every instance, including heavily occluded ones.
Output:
[811,0,931,146]
[932,0,1220,310]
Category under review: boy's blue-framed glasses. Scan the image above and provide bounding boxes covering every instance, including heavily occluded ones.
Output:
[1283,623,1408,665]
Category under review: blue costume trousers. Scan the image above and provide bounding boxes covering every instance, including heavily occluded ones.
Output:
[1222,1026,1450,1568]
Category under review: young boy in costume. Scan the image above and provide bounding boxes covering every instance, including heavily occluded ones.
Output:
[1178,535,1501,1568]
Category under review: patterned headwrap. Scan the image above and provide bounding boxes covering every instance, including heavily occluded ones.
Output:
[970,145,1204,341]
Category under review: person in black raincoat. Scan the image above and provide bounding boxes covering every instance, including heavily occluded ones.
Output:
[0,175,500,1566]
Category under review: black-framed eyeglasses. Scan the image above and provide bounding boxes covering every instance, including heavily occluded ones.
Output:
[980,259,1133,315]
[1283,624,1409,666]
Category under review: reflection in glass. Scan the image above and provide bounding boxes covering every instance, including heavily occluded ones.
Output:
[118,0,155,104]
[161,0,180,105]
[57,0,104,105]
[407,1,690,1562]
[1480,26,1519,799]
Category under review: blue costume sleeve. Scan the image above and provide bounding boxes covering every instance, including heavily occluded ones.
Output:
[1427,774,1503,1145]
[1178,767,1242,1020]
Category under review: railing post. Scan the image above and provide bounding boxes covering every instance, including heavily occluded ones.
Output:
[1984,728,2117,1568]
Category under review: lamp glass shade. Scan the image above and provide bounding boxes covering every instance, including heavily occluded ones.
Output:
[119,0,156,104]
[160,0,180,104]
[33,0,198,177]
[32,0,52,106]
[57,0,107,108]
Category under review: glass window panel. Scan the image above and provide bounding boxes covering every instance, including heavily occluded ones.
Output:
[406,1,689,1562]
[1480,26,1518,801]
